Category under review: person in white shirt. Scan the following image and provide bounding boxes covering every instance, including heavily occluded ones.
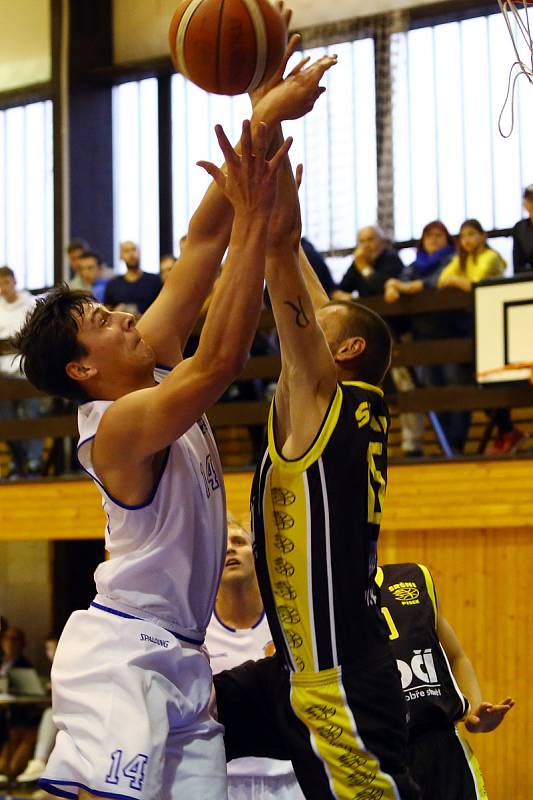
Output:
[0,266,43,478]
[206,517,304,800]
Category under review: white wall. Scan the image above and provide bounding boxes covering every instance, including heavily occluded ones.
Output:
[0,0,51,92]
[113,0,435,64]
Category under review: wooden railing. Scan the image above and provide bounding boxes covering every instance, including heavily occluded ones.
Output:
[1,288,533,468]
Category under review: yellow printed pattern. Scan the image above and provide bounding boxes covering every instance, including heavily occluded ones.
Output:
[264,467,316,672]
[290,667,399,800]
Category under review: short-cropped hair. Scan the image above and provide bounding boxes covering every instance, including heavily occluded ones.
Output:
[0,265,15,280]
[325,301,392,386]
[11,285,94,401]
[80,250,102,265]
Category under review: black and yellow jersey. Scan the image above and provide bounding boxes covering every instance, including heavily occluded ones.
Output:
[251,381,391,673]
[377,563,468,729]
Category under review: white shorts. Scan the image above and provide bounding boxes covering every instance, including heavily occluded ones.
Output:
[39,605,227,800]
[227,772,305,800]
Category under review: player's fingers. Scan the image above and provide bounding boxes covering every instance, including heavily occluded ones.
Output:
[295,163,303,190]
[288,55,311,77]
[197,161,226,188]
[277,34,300,79]
[214,123,240,169]
[276,1,293,29]
[312,54,338,77]
[499,697,515,707]
[240,119,252,169]
[268,136,293,174]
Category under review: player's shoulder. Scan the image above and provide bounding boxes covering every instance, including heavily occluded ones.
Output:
[379,562,425,586]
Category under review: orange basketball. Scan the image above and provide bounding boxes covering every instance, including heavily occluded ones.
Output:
[169,0,287,96]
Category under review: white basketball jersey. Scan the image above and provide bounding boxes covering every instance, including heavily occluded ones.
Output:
[205,611,294,778]
[77,366,226,643]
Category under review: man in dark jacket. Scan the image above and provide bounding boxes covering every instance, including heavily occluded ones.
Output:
[333,225,403,298]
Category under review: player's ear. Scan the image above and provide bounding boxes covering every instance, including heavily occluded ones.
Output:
[65,361,97,383]
[335,336,366,362]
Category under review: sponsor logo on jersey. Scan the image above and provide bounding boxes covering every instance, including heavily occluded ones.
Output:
[397,648,442,701]
[140,633,170,648]
[388,581,420,604]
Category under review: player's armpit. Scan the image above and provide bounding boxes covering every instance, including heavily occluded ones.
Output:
[93,356,236,471]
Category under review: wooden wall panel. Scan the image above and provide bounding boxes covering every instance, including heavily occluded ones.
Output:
[0,463,531,797]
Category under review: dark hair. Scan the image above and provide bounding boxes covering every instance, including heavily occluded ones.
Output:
[11,285,94,401]
[67,238,89,254]
[419,220,455,253]
[79,250,102,266]
[458,218,489,272]
[324,301,392,385]
[0,265,15,280]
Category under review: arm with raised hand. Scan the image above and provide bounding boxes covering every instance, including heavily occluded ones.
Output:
[263,142,337,458]
[138,30,336,368]
[92,122,292,503]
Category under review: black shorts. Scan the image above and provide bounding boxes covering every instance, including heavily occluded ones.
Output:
[408,724,487,800]
[214,653,420,800]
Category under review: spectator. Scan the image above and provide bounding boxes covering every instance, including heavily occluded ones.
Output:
[66,239,90,290]
[77,251,108,303]
[384,221,456,457]
[159,253,176,285]
[0,267,44,478]
[333,225,403,299]
[103,240,162,315]
[512,183,533,273]
[437,219,505,291]
[438,221,524,455]
[15,634,58,790]
[384,220,455,302]
[0,627,38,784]
[300,237,335,295]
[205,518,304,800]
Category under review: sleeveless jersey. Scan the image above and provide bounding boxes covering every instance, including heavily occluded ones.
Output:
[205,610,295,779]
[77,366,226,643]
[377,563,468,729]
[251,381,391,673]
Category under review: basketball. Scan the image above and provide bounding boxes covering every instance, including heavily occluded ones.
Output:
[169,0,287,96]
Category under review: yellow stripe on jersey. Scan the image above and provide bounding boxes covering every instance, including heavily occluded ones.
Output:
[375,567,384,587]
[342,381,384,398]
[263,466,317,672]
[418,563,438,627]
[455,728,488,799]
[267,385,343,473]
[290,667,400,799]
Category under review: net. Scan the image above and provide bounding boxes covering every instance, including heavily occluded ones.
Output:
[497,1,533,136]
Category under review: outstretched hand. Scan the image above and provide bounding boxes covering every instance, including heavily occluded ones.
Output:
[251,2,337,125]
[197,120,292,216]
[465,698,515,733]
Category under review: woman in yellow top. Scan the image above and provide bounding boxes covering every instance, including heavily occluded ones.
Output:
[438,218,506,291]
[438,218,526,455]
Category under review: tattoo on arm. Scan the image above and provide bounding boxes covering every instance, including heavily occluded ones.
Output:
[284,296,310,328]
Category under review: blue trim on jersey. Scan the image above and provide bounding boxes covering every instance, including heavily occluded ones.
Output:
[39,778,141,800]
[213,607,265,632]
[76,436,171,510]
[154,363,172,372]
[91,601,205,645]
[91,601,139,620]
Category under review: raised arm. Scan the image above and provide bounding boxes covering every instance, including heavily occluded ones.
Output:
[93,122,291,499]
[437,612,515,733]
[264,134,338,458]
[137,34,334,367]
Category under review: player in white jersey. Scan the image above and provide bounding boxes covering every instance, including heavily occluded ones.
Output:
[205,517,305,800]
[12,118,293,800]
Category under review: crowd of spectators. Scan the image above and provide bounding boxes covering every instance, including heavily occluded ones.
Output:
[1,185,532,475]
